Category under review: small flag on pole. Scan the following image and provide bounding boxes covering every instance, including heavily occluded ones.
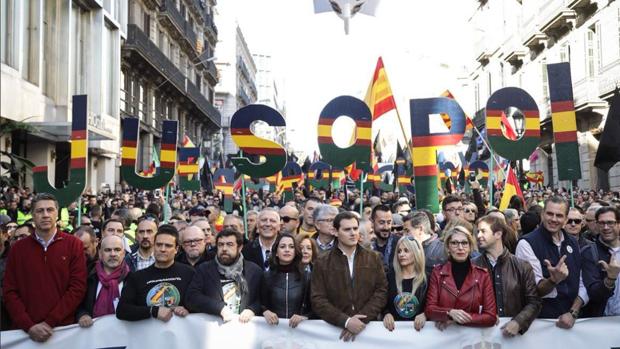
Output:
[499,165,524,210]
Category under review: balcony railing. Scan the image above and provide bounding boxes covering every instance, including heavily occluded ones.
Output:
[186,79,222,127]
[237,88,252,106]
[124,24,220,127]
[125,24,186,92]
[160,0,198,51]
[204,13,218,41]
[206,60,217,83]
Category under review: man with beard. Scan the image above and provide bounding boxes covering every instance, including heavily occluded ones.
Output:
[312,211,387,342]
[516,196,589,328]
[76,235,129,327]
[3,193,86,342]
[116,225,194,322]
[243,208,280,271]
[125,217,157,272]
[583,204,602,242]
[186,229,263,323]
[177,226,211,267]
[371,205,397,271]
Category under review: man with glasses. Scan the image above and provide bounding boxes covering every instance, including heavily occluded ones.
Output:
[581,206,620,317]
[125,216,158,272]
[371,204,397,271]
[242,208,280,271]
[117,225,194,322]
[516,196,589,328]
[564,207,590,249]
[312,204,339,254]
[462,202,478,225]
[177,226,210,268]
[440,195,463,231]
[279,205,300,235]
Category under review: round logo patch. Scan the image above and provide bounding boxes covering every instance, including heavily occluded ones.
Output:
[146,282,181,307]
[566,245,573,254]
[393,292,420,319]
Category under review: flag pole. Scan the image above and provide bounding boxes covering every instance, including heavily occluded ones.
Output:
[394,108,413,160]
[77,197,82,228]
[471,125,507,178]
[359,172,365,216]
[240,150,248,239]
[163,182,170,223]
[569,181,575,208]
[489,150,494,208]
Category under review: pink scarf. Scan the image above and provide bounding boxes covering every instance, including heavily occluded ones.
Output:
[93,261,129,318]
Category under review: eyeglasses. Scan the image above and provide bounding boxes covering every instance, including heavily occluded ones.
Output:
[10,234,29,242]
[597,221,618,227]
[449,240,470,248]
[182,238,205,246]
[318,218,334,223]
[281,216,298,223]
[445,207,464,213]
[392,226,404,232]
[464,208,477,214]
[567,219,583,225]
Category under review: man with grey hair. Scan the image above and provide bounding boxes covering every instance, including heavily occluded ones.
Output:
[504,208,522,237]
[177,226,210,267]
[358,218,374,249]
[403,211,446,275]
[564,207,590,249]
[191,218,214,251]
[313,204,339,253]
[242,208,280,270]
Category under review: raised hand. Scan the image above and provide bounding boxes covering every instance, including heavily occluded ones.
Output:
[544,255,569,284]
[599,255,620,279]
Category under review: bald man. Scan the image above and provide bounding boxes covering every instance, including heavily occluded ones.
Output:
[279,205,300,235]
[77,235,129,327]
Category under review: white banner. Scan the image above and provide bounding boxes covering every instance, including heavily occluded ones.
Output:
[2,315,619,349]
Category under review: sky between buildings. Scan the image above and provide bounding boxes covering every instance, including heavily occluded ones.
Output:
[230,0,477,156]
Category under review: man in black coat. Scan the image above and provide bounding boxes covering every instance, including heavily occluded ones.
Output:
[186,229,263,322]
[77,235,130,327]
[242,208,280,271]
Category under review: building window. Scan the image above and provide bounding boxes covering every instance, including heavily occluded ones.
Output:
[150,93,156,128]
[1,0,17,67]
[120,70,128,114]
[586,28,596,78]
[541,59,549,102]
[21,0,39,84]
[71,4,88,95]
[103,23,116,116]
[143,12,150,37]
[560,43,570,63]
[139,82,146,121]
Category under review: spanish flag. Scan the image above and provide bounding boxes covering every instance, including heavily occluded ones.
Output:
[500,111,517,140]
[440,90,474,131]
[499,165,524,210]
[365,57,397,121]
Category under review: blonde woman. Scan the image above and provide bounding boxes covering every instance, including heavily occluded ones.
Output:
[383,236,428,331]
[425,227,496,330]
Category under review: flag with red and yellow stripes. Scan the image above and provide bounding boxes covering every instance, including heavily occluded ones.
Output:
[365,57,397,121]
[440,90,473,131]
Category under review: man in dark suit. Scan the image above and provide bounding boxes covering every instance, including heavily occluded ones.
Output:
[186,229,263,323]
[242,208,280,271]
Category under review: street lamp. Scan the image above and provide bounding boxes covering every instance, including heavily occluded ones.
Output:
[508,107,525,138]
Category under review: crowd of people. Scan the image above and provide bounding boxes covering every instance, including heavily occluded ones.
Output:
[0,180,619,343]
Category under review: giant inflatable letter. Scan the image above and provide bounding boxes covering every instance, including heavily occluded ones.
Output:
[485,88,540,160]
[121,118,178,190]
[410,98,466,212]
[230,104,287,178]
[318,96,372,172]
[547,63,581,181]
[33,95,88,208]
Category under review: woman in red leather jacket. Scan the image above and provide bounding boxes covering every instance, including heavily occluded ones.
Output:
[425,226,497,330]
